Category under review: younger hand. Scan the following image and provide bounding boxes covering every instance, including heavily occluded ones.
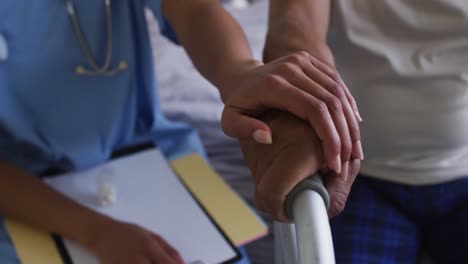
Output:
[221,52,363,175]
[88,219,185,264]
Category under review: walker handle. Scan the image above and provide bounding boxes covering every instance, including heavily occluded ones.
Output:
[279,174,335,264]
[284,174,330,219]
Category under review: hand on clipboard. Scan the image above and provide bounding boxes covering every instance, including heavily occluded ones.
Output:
[87,220,185,264]
[7,143,244,264]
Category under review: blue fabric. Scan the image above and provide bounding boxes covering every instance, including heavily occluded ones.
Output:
[0,0,248,263]
[331,175,468,264]
[0,0,198,174]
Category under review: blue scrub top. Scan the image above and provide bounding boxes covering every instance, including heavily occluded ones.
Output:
[0,1,247,263]
[0,0,205,175]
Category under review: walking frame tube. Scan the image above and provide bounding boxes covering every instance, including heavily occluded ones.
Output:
[274,175,335,264]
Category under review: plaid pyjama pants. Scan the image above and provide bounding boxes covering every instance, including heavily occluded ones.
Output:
[331,175,468,264]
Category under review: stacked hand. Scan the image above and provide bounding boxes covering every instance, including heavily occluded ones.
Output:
[240,111,360,221]
[220,49,363,220]
[221,51,363,176]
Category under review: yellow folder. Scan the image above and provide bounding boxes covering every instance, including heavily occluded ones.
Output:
[5,220,63,264]
[6,153,267,263]
[171,153,268,246]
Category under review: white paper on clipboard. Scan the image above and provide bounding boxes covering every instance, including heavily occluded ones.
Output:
[44,149,239,264]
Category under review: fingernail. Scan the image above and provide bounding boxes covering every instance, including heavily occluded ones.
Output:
[330,155,341,174]
[355,110,363,122]
[356,140,364,160]
[252,130,272,144]
[342,161,349,181]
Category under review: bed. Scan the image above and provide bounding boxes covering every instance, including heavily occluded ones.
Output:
[146,1,274,263]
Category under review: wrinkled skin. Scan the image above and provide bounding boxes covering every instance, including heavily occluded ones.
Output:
[240,111,360,222]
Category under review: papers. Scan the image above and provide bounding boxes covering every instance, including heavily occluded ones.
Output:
[43,149,239,264]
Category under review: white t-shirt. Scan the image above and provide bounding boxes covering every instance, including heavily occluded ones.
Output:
[329,0,468,184]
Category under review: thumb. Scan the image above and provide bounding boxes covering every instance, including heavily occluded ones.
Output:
[221,107,272,144]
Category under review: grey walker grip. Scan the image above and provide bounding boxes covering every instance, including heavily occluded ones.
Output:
[284,174,330,219]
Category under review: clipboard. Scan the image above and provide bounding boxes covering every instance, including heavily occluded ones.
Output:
[7,143,243,264]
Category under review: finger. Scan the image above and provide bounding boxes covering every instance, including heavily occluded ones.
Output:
[324,170,349,218]
[147,242,178,264]
[221,106,273,144]
[308,55,363,123]
[324,159,360,218]
[283,65,353,162]
[340,84,364,161]
[337,80,364,160]
[301,62,361,161]
[257,76,342,174]
[340,77,363,122]
[348,159,361,183]
[152,235,185,264]
[145,235,178,264]
[340,160,349,181]
[329,91,361,161]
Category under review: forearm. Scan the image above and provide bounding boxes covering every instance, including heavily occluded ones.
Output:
[162,0,261,102]
[266,0,334,65]
[0,161,110,249]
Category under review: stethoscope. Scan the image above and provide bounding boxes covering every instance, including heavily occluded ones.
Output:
[65,0,128,76]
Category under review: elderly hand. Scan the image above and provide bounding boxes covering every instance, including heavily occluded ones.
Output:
[220,51,362,175]
[240,111,360,222]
